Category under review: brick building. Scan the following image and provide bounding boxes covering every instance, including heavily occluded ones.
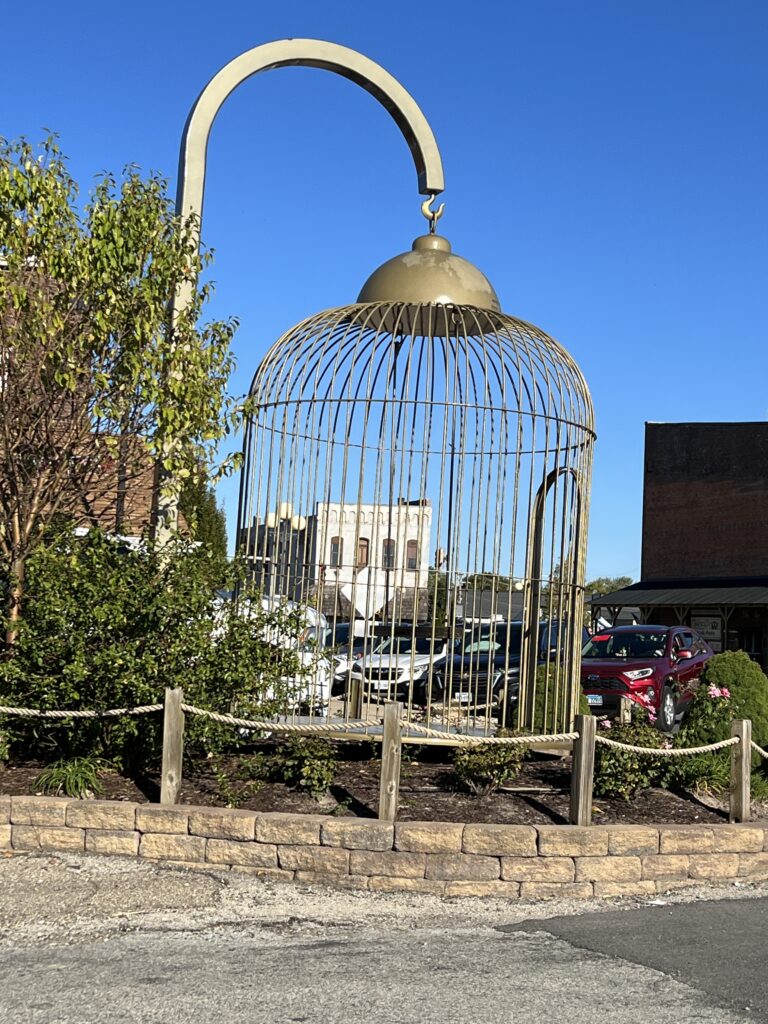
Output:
[77,454,162,541]
[642,422,768,579]
[594,422,768,669]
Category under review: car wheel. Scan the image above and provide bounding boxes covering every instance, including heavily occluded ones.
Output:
[659,685,676,733]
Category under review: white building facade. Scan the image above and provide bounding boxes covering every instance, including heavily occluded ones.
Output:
[243,499,432,622]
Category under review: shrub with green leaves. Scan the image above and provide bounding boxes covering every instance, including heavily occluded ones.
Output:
[212,753,270,808]
[700,651,768,752]
[666,652,768,790]
[530,664,591,733]
[668,747,732,794]
[593,714,669,800]
[453,742,525,797]
[675,679,734,746]
[0,529,311,769]
[268,737,338,799]
[667,679,734,791]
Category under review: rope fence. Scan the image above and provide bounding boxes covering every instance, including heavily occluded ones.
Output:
[595,735,740,756]
[180,703,580,746]
[0,697,756,825]
[0,704,163,719]
[181,704,379,735]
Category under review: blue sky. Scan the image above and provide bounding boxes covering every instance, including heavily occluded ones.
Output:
[4,0,766,580]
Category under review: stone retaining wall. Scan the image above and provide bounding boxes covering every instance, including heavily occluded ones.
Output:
[3,796,768,898]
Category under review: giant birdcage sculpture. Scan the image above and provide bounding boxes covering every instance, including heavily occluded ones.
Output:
[238,215,594,737]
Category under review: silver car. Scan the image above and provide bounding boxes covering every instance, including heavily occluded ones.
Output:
[348,633,450,703]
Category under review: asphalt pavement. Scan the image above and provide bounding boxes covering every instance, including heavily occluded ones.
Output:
[1,854,766,1024]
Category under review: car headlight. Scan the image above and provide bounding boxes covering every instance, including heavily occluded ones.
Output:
[624,668,654,681]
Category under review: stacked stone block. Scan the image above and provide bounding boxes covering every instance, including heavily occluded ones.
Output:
[5,796,768,900]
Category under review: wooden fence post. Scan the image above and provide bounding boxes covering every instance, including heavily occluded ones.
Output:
[160,687,185,805]
[378,702,403,822]
[569,713,596,826]
[618,696,632,724]
[730,718,751,823]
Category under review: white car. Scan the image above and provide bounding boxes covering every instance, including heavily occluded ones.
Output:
[277,643,332,710]
[218,594,331,711]
[348,633,450,703]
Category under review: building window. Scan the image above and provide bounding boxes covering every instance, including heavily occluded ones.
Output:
[406,539,418,571]
[357,537,369,569]
[330,536,343,568]
[382,539,395,570]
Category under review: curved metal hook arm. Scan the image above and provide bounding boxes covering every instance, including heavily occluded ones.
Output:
[159,39,445,544]
[175,37,445,230]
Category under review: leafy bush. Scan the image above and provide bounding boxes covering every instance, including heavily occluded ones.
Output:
[700,651,768,752]
[0,529,311,770]
[453,743,525,797]
[674,679,734,746]
[34,756,110,798]
[669,748,732,794]
[749,772,768,803]
[530,664,591,733]
[269,737,337,799]
[665,653,768,791]
[593,714,670,800]
[212,753,270,808]
[215,744,342,808]
[665,681,734,792]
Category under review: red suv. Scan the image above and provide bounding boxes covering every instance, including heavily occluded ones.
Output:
[580,625,714,731]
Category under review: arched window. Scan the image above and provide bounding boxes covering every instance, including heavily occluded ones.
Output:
[382,539,396,570]
[357,537,369,569]
[330,536,343,568]
[406,539,418,571]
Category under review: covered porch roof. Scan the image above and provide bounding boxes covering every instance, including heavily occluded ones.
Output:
[588,576,768,608]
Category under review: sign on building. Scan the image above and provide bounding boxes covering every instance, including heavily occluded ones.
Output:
[692,612,723,652]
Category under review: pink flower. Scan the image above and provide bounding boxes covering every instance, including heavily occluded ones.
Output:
[599,718,612,729]
[708,684,722,699]
[721,688,731,699]
[662,739,672,750]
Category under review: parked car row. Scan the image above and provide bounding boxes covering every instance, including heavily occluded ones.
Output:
[252,602,715,732]
[328,618,588,721]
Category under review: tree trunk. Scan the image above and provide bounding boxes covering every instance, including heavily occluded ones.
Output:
[4,554,26,648]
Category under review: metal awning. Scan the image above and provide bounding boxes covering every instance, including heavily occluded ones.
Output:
[589,578,768,608]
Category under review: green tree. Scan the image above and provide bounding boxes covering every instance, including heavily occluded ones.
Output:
[179,473,228,563]
[0,136,244,641]
[583,576,634,624]
[585,576,634,598]
[426,568,449,624]
[463,573,519,593]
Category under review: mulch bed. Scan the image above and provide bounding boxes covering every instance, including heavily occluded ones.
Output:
[0,748,746,826]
